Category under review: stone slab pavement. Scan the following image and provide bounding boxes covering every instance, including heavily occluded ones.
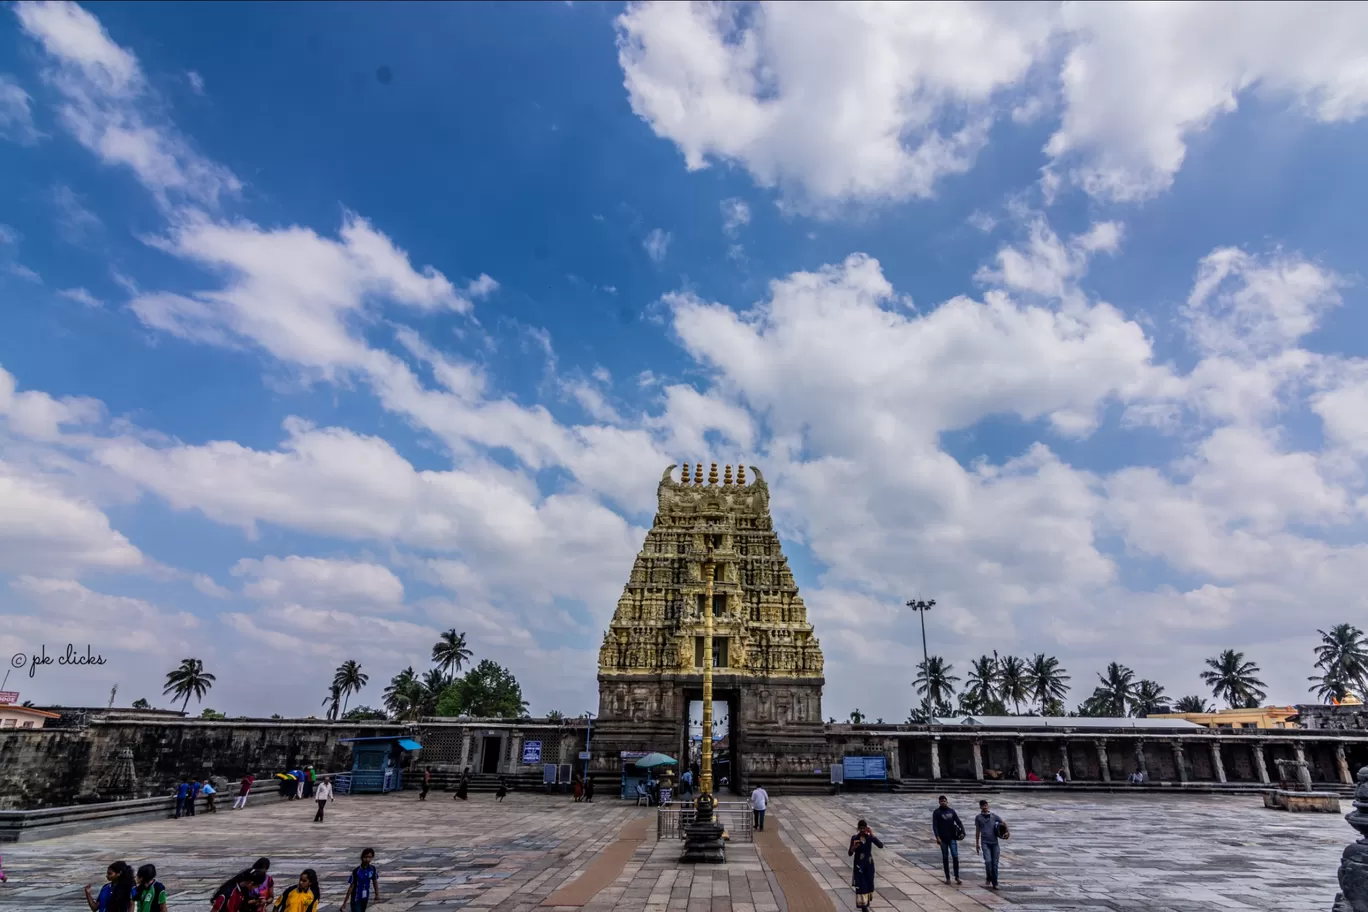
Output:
[0,790,1347,911]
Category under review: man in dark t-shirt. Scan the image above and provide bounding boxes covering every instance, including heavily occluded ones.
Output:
[930,795,963,884]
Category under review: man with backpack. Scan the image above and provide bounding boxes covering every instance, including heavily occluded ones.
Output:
[973,799,1009,890]
[930,795,964,885]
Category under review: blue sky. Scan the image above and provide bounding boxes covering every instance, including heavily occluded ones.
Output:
[2,1,1368,721]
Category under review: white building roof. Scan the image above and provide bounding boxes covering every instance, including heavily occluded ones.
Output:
[931,715,1203,730]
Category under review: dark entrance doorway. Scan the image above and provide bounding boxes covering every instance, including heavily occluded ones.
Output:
[480,736,501,774]
[682,687,740,794]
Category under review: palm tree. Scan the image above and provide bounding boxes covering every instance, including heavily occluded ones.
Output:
[1309,624,1368,702]
[1093,663,1138,717]
[419,669,452,717]
[849,709,865,724]
[546,710,565,723]
[1133,679,1169,716]
[964,654,999,710]
[332,660,369,715]
[1201,650,1267,709]
[997,655,1030,715]
[322,684,341,721]
[432,629,473,676]
[914,656,960,711]
[383,667,424,721]
[1173,695,1210,713]
[1026,653,1071,713]
[162,658,215,714]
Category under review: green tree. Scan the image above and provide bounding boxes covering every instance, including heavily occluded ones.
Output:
[1309,624,1368,702]
[849,709,865,724]
[322,684,341,721]
[963,654,1000,712]
[432,629,474,676]
[1132,679,1169,716]
[434,660,529,718]
[342,705,388,721]
[383,667,424,720]
[997,655,1030,715]
[199,707,226,720]
[1091,662,1138,717]
[332,660,369,715]
[913,656,959,712]
[1173,695,1210,713]
[1026,654,1071,714]
[131,698,150,710]
[162,658,215,714]
[545,710,565,723]
[1201,650,1267,709]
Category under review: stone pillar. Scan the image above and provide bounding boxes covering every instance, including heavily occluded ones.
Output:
[1133,739,1149,779]
[1172,743,1188,784]
[1253,742,1270,784]
[1014,741,1027,781]
[972,740,984,781]
[930,738,941,780]
[1095,739,1111,782]
[509,732,524,775]
[459,730,472,772]
[1336,743,1353,785]
[1210,741,1227,783]
[1059,743,1072,781]
[1293,742,1314,790]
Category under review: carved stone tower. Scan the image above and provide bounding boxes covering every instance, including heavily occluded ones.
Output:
[592,463,826,791]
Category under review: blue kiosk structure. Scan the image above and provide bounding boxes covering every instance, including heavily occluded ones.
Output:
[338,736,422,793]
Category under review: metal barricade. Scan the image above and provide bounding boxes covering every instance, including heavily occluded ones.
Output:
[656,800,754,843]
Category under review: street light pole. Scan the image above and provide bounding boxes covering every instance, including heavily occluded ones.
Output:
[906,599,936,720]
[583,711,594,782]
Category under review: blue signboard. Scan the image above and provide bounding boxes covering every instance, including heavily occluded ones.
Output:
[842,755,887,780]
[522,741,542,764]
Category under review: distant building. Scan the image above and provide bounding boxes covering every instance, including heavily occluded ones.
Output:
[1150,706,1298,730]
[0,704,61,730]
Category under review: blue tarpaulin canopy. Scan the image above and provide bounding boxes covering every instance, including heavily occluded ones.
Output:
[397,739,422,751]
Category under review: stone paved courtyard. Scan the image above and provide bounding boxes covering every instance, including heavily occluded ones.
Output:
[0,790,1348,911]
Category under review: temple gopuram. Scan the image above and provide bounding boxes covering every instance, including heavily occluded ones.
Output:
[591,463,829,792]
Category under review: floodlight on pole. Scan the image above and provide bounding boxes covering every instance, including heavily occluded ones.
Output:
[906,598,936,721]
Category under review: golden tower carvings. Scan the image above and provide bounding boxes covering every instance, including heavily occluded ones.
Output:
[597,463,825,680]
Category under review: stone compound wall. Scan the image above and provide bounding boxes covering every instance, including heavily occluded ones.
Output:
[0,718,406,810]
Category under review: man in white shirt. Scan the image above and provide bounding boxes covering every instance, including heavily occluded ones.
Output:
[313,777,334,823]
[750,785,769,831]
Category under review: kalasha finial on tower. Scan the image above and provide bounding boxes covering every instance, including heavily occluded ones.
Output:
[694,463,703,486]
[708,462,719,485]
[679,462,689,484]
[737,464,746,485]
[724,464,733,485]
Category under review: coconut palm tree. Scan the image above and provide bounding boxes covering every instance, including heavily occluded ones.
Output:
[914,656,960,713]
[849,709,866,724]
[162,658,215,714]
[1173,695,1210,713]
[383,667,425,721]
[1026,653,1071,714]
[546,710,565,723]
[1132,679,1169,716]
[322,684,341,721]
[1201,650,1267,709]
[1309,624,1368,702]
[432,629,473,676]
[332,660,368,715]
[1093,662,1138,717]
[964,654,999,710]
[997,655,1031,715]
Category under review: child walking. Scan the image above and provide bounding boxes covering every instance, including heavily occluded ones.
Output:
[341,849,380,912]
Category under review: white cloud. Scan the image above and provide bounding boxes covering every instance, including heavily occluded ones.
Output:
[465,273,499,299]
[58,286,102,307]
[617,1,1054,209]
[0,74,43,145]
[0,463,142,575]
[186,70,204,95]
[0,364,103,441]
[975,216,1123,302]
[618,2,1368,206]
[643,227,671,262]
[233,555,405,608]
[129,213,464,374]
[721,198,750,237]
[51,183,101,242]
[15,0,241,207]
[6,263,42,283]
[1048,3,1368,201]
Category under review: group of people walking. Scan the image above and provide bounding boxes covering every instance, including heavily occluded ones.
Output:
[84,851,381,912]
